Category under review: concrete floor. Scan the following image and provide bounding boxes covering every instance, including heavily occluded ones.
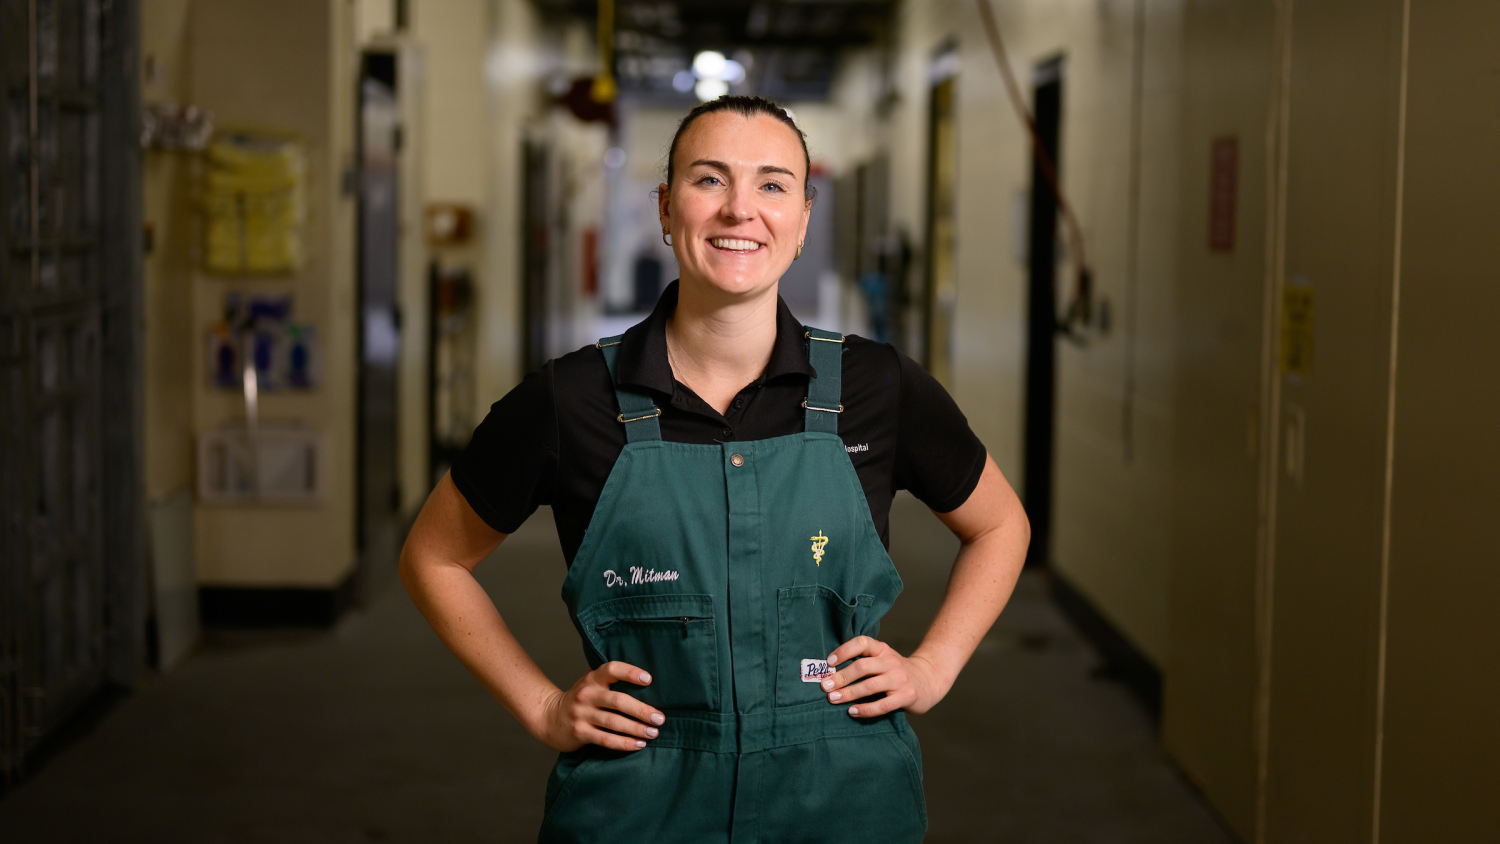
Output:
[0,494,1234,843]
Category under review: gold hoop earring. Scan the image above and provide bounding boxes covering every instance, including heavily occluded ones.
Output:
[662,230,672,246]
[795,242,803,260]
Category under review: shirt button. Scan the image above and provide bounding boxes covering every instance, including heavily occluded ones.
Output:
[721,427,733,439]
[733,398,743,409]
[730,453,744,468]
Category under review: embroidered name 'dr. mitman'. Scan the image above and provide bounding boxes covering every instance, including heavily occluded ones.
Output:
[602,566,681,588]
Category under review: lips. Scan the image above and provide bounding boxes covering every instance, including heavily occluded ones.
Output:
[709,237,763,252]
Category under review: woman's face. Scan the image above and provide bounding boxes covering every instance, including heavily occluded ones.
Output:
[659,111,811,301]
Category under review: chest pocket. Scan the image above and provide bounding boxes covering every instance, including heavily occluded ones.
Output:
[579,594,719,712]
[776,585,877,706]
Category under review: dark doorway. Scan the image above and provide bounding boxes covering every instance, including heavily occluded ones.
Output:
[521,139,550,374]
[922,45,959,380]
[355,52,402,594]
[1023,58,1064,568]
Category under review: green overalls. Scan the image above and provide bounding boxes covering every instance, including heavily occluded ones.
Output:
[538,328,927,844]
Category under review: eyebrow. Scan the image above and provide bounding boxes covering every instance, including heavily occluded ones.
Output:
[688,159,797,179]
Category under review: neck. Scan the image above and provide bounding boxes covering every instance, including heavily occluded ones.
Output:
[666,279,780,412]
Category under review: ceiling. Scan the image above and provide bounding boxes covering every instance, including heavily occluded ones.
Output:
[534,0,896,101]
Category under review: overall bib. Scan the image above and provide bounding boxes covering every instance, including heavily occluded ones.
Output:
[539,328,927,844]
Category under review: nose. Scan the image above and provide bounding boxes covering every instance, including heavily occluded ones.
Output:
[721,181,755,222]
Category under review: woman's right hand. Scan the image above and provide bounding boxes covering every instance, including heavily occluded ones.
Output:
[534,661,666,752]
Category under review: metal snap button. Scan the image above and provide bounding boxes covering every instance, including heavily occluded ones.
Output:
[730,453,744,467]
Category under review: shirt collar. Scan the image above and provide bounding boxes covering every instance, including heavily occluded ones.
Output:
[614,280,818,396]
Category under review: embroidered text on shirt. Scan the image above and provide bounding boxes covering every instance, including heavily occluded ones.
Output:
[602,566,681,588]
[845,443,869,454]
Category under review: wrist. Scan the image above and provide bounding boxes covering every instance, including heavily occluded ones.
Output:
[907,649,957,705]
[522,687,564,743]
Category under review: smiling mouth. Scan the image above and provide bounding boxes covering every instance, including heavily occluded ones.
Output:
[709,237,764,253]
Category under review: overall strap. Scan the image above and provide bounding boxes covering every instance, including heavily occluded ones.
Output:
[596,335,663,442]
[803,327,845,434]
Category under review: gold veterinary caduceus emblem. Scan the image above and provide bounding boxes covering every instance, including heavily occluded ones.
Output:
[810,531,829,566]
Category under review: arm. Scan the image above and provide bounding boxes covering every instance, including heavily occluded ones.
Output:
[821,455,1030,716]
[400,473,666,751]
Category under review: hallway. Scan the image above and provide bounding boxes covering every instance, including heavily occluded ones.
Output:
[0,495,1229,843]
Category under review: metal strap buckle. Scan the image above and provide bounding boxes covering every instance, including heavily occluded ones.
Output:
[801,399,843,413]
[618,407,662,424]
[803,331,846,343]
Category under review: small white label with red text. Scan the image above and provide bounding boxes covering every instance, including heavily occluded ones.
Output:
[801,659,835,683]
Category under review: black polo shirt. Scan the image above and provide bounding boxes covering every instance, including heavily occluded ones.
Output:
[451,281,987,566]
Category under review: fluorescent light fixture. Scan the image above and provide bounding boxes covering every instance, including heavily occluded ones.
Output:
[693,50,727,80]
[694,78,729,102]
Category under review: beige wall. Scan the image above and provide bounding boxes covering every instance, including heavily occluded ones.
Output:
[873,0,1182,666]
[1162,0,1275,836]
[1166,0,1500,840]
[475,0,544,406]
[873,0,1499,841]
[1376,0,1500,840]
[186,0,359,587]
[140,0,196,503]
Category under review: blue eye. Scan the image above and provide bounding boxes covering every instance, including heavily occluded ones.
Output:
[698,175,722,186]
[762,182,785,193]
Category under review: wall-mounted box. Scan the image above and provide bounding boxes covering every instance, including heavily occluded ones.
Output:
[197,425,324,504]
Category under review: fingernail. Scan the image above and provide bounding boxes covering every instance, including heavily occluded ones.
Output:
[639,672,651,684]
[650,713,665,726]
[827,654,839,665]
[645,727,659,738]
[848,706,859,716]
[821,679,834,690]
[635,739,647,748]
[828,691,842,702]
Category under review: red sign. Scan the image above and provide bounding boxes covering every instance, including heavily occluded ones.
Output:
[1209,136,1238,252]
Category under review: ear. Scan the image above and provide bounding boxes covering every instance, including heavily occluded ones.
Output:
[798,197,813,244]
[658,183,671,232]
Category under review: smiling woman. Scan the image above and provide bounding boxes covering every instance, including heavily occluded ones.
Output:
[399,94,1031,843]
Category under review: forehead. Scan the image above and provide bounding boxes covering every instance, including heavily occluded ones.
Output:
[675,111,805,175]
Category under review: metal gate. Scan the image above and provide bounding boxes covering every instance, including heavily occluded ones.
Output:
[1,0,143,785]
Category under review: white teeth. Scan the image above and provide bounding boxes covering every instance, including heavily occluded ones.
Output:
[710,238,762,251]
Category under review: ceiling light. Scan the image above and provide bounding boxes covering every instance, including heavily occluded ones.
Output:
[723,59,746,84]
[672,70,695,92]
[694,78,729,102]
[693,51,727,80]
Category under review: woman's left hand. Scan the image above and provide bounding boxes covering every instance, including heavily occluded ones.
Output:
[822,636,949,717]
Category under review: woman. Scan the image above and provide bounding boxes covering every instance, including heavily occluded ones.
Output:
[401,95,1029,843]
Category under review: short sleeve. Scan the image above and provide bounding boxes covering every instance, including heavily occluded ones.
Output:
[449,364,559,534]
[892,351,987,513]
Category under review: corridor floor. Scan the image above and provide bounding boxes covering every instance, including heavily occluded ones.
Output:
[0,494,1234,843]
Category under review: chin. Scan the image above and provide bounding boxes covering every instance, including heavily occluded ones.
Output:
[687,266,783,299]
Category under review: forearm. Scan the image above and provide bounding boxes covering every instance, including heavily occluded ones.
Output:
[910,506,1029,700]
[400,555,561,737]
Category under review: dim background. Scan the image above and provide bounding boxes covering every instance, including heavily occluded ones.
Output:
[0,0,1494,842]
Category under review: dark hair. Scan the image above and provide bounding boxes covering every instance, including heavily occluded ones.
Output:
[664,95,817,201]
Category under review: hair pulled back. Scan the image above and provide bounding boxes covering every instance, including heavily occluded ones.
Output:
[664,95,817,201]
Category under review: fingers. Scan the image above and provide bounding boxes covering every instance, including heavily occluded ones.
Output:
[827,635,885,667]
[591,709,660,741]
[847,689,914,719]
[834,671,900,704]
[820,653,885,693]
[596,661,653,687]
[580,725,651,752]
[596,689,667,728]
